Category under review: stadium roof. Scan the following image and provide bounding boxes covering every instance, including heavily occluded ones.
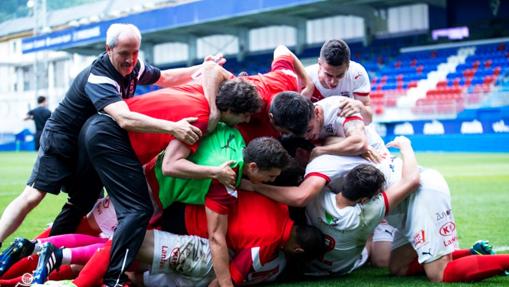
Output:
[3,0,445,55]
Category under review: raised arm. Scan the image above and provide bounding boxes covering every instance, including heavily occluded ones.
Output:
[155,53,226,88]
[385,136,420,210]
[200,61,234,132]
[242,175,326,207]
[273,45,314,97]
[161,139,236,188]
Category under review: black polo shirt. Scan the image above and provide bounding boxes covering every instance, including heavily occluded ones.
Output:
[45,52,161,137]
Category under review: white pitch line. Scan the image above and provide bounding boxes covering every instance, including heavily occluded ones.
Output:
[493,246,509,253]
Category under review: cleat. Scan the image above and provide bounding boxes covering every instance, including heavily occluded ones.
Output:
[470,240,495,255]
[32,242,63,284]
[0,237,35,276]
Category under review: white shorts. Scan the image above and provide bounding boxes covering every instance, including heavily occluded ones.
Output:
[152,230,214,282]
[387,168,458,264]
[143,270,213,287]
[90,197,117,238]
[372,220,397,242]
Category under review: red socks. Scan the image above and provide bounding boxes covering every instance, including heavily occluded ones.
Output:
[443,254,509,282]
[72,240,112,287]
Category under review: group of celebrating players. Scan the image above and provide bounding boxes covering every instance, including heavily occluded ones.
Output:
[0,23,507,287]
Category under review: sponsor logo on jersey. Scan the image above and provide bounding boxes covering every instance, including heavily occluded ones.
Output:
[221,134,237,152]
[435,209,452,221]
[159,245,169,269]
[354,72,362,80]
[16,273,33,287]
[443,235,457,247]
[439,221,456,236]
[169,246,180,267]
[421,248,432,257]
[413,229,427,247]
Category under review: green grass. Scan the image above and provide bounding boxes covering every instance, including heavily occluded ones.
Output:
[0,152,508,286]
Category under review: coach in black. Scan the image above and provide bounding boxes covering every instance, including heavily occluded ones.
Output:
[0,23,207,268]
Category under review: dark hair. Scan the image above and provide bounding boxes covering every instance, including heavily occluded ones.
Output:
[269,91,314,136]
[335,164,386,201]
[216,79,262,114]
[320,39,350,66]
[243,137,289,170]
[37,96,46,104]
[294,224,327,261]
[271,157,304,187]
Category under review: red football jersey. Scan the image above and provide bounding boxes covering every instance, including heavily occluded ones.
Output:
[184,191,294,285]
[237,55,300,143]
[126,84,209,164]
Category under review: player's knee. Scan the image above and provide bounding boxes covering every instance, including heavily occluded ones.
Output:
[21,186,45,208]
[371,254,390,268]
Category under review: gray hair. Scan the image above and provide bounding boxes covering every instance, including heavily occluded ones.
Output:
[105,23,142,48]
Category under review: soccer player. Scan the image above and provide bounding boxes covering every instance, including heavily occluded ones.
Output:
[305,39,373,123]
[236,45,314,143]
[270,93,385,162]
[146,132,289,287]
[140,190,326,286]
[0,23,216,253]
[63,70,261,286]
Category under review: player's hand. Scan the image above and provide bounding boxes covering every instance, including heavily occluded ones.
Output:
[207,109,220,133]
[386,136,412,150]
[171,117,202,145]
[309,146,324,161]
[300,82,315,99]
[338,97,361,118]
[204,53,226,66]
[239,179,255,191]
[213,160,236,188]
[361,146,382,163]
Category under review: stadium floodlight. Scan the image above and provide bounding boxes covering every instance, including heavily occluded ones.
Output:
[26,0,35,9]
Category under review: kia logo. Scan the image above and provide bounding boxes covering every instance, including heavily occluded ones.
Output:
[439,222,456,236]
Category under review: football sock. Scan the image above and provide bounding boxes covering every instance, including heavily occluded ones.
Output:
[443,254,509,282]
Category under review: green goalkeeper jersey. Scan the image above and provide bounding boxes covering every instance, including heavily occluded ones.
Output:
[153,122,245,208]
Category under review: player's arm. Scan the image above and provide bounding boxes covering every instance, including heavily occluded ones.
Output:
[310,119,369,160]
[102,101,202,145]
[161,139,236,188]
[242,176,326,207]
[200,61,234,133]
[206,207,232,287]
[273,45,314,98]
[155,53,226,87]
[338,96,373,125]
[384,136,420,211]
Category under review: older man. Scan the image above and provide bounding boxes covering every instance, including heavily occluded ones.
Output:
[0,23,217,274]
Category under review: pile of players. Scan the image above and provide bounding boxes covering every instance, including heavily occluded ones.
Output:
[0,23,507,287]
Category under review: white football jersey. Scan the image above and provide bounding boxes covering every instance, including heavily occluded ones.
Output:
[306,60,370,99]
[315,96,389,158]
[305,188,388,276]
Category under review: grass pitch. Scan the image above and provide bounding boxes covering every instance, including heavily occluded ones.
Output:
[0,151,508,286]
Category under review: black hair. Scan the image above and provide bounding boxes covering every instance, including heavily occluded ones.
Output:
[216,79,262,114]
[269,91,314,136]
[294,224,327,261]
[319,39,351,66]
[37,96,46,104]
[243,137,289,170]
[335,164,386,201]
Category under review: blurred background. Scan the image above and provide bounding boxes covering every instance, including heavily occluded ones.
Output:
[1,0,508,152]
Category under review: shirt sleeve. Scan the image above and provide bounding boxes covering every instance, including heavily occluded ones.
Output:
[204,181,237,215]
[85,73,123,112]
[137,59,161,85]
[271,55,295,73]
[352,64,370,97]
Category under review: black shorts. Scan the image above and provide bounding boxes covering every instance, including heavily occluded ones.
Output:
[26,129,77,195]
